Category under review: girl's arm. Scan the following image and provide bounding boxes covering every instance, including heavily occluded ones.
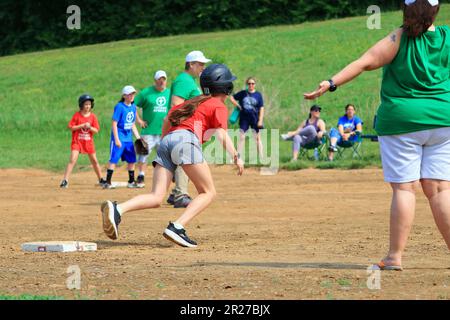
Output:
[132,123,141,140]
[304,28,403,99]
[317,120,326,139]
[214,128,244,175]
[161,116,171,138]
[90,126,99,134]
[258,107,265,128]
[69,123,85,131]
[112,121,121,147]
[229,96,241,109]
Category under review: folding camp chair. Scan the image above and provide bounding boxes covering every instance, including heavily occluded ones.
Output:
[299,135,327,160]
[335,130,363,159]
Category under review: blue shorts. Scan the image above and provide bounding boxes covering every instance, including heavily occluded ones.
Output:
[109,140,136,164]
[330,128,358,145]
[152,130,204,174]
[239,116,261,133]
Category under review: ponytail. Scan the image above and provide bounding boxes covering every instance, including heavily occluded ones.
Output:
[168,95,212,126]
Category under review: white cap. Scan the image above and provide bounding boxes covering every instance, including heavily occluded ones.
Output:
[154,70,167,80]
[405,0,439,6]
[185,50,211,63]
[122,85,136,95]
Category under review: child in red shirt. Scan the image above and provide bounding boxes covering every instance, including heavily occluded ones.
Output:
[60,94,106,188]
[101,64,244,248]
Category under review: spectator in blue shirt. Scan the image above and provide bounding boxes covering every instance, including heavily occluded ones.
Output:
[230,77,265,158]
[328,104,363,161]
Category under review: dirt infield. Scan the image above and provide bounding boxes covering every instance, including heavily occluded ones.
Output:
[0,166,449,300]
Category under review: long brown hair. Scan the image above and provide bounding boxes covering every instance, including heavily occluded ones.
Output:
[168,95,212,126]
[403,0,440,38]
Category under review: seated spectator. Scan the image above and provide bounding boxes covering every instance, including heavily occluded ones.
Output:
[281,104,326,161]
[328,103,363,161]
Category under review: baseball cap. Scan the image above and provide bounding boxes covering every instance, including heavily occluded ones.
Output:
[122,85,136,95]
[185,50,212,63]
[405,0,438,6]
[310,105,322,112]
[154,70,167,80]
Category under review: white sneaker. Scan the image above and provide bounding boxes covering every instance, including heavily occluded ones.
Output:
[281,134,289,141]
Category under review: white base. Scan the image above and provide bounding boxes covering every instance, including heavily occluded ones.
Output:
[111,181,128,188]
[21,241,97,252]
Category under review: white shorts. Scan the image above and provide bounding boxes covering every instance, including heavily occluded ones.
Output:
[379,127,450,183]
[138,134,161,164]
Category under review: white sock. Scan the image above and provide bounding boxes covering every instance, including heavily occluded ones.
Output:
[139,172,145,176]
[173,222,184,230]
[116,204,124,216]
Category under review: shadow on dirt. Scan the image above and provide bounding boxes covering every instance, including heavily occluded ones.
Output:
[188,262,367,270]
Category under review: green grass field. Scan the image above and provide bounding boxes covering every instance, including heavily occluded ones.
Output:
[1,6,449,172]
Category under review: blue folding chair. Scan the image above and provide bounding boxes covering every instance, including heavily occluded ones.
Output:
[335,130,363,159]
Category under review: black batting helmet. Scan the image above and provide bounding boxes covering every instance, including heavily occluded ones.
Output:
[200,64,237,95]
[78,94,94,109]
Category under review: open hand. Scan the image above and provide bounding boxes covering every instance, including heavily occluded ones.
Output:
[304,81,330,100]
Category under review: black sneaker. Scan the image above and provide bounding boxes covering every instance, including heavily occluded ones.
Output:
[136,175,145,188]
[60,180,68,188]
[98,178,107,187]
[328,145,338,152]
[174,194,192,208]
[100,200,121,240]
[163,222,197,248]
[167,194,175,205]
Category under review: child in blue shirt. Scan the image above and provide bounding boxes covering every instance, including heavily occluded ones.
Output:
[104,85,142,189]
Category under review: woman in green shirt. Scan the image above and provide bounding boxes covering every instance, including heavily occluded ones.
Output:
[305,0,449,271]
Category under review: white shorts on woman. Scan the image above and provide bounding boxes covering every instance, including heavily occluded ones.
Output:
[379,127,450,183]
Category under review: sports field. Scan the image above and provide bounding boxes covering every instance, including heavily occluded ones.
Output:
[1,166,449,300]
[1,6,450,301]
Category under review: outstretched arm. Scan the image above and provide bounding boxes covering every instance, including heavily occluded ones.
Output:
[304,28,403,99]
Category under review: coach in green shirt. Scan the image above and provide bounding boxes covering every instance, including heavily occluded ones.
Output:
[304,0,450,271]
[135,70,171,187]
[167,50,211,208]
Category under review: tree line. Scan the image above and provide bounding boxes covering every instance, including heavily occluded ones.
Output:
[0,0,401,56]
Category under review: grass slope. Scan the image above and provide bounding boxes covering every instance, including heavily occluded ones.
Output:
[1,6,449,171]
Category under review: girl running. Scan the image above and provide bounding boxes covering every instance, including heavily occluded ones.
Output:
[100,64,244,247]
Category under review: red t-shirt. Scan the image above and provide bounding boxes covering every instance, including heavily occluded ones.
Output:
[68,111,100,154]
[168,97,228,144]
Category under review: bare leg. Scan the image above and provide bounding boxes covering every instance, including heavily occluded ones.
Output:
[174,162,216,227]
[255,131,263,159]
[118,165,173,213]
[292,135,303,161]
[237,130,246,155]
[381,181,419,267]
[88,153,103,180]
[328,137,337,161]
[138,162,148,175]
[63,150,80,181]
[421,179,450,250]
